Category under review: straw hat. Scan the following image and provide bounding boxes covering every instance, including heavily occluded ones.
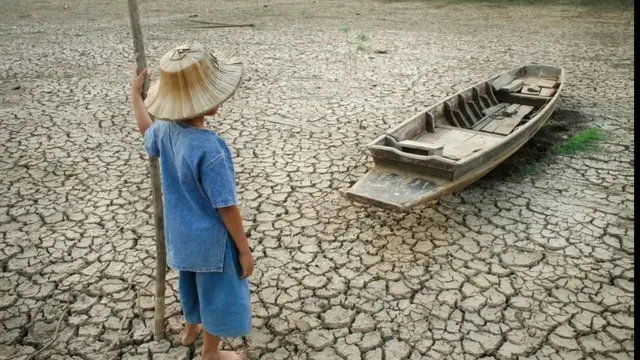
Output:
[144,43,243,121]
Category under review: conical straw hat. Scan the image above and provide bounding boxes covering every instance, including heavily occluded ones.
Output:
[144,43,243,121]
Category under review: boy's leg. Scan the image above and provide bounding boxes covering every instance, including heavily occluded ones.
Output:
[202,330,246,360]
[177,271,202,345]
[197,236,251,359]
[196,271,250,359]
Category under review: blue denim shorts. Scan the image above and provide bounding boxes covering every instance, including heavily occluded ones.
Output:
[177,237,252,338]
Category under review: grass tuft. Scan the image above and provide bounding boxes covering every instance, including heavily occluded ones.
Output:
[338,25,373,53]
[357,43,371,52]
[357,33,371,42]
[510,127,604,179]
[554,127,604,155]
[516,162,548,177]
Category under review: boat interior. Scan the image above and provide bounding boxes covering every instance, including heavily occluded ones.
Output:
[371,65,563,164]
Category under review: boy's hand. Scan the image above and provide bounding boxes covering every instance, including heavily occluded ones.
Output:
[131,68,148,95]
[130,67,153,135]
[239,251,254,279]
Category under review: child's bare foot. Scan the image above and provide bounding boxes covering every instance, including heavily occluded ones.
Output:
[180,323,202,346]
[202,350,246,360]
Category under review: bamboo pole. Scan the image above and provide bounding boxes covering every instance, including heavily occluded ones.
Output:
[126,0,167,339]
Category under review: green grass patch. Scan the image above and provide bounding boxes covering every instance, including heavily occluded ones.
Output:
[504,126,605,179]
[553,127,604,155]
[357,43,371,52]
[515,161,549,178]
[338,25,373,53]
[486,110,605,181]
[356,33,371,43]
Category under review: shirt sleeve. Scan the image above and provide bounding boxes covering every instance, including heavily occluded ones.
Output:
[143,122,160,158]
[201,155,238,208]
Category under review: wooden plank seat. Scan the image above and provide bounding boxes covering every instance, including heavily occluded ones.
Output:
[499,79,524,93]
[397,140,444,156]
[477,105,534,135]
[493,74,558,97]
[413,127,504,161]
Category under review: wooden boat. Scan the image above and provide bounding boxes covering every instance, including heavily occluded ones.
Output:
[345,64,565,212]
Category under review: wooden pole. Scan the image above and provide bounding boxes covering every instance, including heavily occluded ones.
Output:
[126,0,167,340]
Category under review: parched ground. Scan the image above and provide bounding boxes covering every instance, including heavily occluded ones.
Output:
[0,0,634,359]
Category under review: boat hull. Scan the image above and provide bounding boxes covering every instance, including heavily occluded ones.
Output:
[345,65,564,212]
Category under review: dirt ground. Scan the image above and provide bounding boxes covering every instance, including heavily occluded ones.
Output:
[0,0,634,359]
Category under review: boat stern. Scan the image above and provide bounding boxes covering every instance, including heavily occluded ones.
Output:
[344,166,443,212]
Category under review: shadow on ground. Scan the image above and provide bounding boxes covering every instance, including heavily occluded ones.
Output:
[480,107,591,182]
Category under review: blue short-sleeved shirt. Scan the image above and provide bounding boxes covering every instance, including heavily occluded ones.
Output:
[144,120,237,272]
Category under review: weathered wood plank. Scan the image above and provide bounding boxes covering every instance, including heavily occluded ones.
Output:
[474,103,507,130]
[481,103,506,117]
[539,88,555,97]
[473,113,500,131]
[445,143,483,160]
[440,125,504,140]
[398,140,444,155]
[472,87,489,109]
[521,85,540,95]
[444,101,472,128]
[345,166,440,210]
[393,112,427,141]
[485,82,500,106]
[458,94,478,125]
[425,112,436,133]
[500,79,524,93]
[492,73,516,91]
[522,77,556,88]
[438,124,505,138]
[467,100,483,119]
[415,128,448,143]
[493,105,534,135]
[444,101,461,127]
[495,92,549,107]
[504,103,520,115]
[416,127,476,145]
[480,116,506,133]
[445,133,503,160]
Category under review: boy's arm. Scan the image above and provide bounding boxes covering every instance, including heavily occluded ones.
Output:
[131,69,153,136]
[201,154,253,278]
[218,205,254,278]
[218,205,251,254]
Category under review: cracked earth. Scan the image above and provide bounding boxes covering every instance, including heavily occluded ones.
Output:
[0,0,634,359]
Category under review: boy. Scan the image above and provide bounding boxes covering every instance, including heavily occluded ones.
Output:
[130,43,253,360]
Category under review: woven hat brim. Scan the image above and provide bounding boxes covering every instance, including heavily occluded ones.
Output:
[144,53,243,121]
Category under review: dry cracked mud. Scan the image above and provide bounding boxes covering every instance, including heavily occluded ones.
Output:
[0,0,634,359]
